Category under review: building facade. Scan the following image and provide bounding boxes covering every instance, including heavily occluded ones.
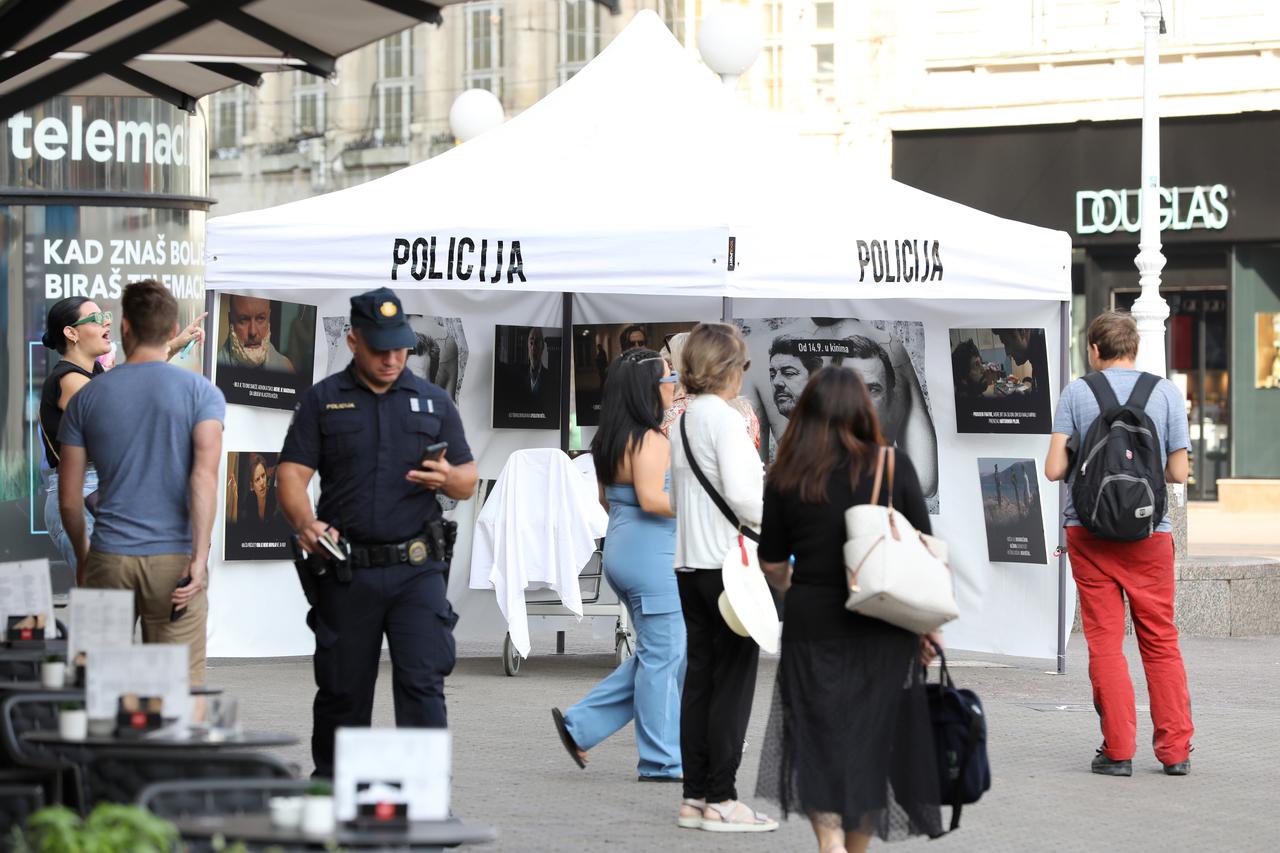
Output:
[203,0,1280,501]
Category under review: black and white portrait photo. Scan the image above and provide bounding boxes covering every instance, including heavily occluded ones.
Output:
[736,316,940,510]
[324,313,467,403]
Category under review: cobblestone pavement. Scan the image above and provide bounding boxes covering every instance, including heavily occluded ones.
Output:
[210,630,1278,852]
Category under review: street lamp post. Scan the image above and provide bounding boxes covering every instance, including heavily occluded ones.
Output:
[1132,0,1168,377]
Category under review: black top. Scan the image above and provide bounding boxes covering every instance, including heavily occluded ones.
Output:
[280,364,473,544]
[759,450,931,640]
[39,359,102,468]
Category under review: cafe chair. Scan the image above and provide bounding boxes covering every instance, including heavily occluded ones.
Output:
[138,777,312,819]
[0,660,38,684]
[83,750,293,809]
[0,694,86,809]
[0,782,45,835]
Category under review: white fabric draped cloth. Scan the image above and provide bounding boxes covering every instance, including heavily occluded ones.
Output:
[469,448,608,657]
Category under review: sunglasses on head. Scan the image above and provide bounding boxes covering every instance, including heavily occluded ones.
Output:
[71,311,112,328]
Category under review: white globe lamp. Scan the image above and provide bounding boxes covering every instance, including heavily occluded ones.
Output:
[448,88,505,143]
[697,4,763,88]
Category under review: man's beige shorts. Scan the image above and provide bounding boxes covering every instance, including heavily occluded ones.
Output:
[83,551,207,685]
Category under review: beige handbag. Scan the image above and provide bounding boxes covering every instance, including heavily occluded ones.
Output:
[843,447,958,634]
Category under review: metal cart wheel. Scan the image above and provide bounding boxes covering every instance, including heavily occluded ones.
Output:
[502,633,522,676]
[614,625,633,667]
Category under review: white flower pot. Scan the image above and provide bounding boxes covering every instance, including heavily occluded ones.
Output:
[40,661,66,689]
[269,796,304,829]
[58,709,88,741]
[300,795,335,835]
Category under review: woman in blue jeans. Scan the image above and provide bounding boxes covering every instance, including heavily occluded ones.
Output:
[39,298,114,569]
[552,347,685,781]
[39,297,204,571]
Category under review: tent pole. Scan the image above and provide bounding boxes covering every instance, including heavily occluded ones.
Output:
[560,293,573,454]
[1057,297,1071,675]
[201,288,216,381]
[721,297,732,323]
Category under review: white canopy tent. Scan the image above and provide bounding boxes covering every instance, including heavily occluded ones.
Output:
[205,11,1074,663]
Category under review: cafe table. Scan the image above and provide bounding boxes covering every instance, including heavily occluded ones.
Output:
[170,814,497,851]
[24,728,298,749]
[0,682,223,696]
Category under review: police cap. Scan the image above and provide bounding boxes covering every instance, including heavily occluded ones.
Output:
[350,287,416,351]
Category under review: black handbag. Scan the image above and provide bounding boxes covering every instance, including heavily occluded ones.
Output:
[926,644,990,832]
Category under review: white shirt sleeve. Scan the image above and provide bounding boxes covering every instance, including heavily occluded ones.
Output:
[713,407,765,526]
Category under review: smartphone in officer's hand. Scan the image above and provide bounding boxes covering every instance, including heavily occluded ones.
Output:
[421,441,448,466]
[170,575,192,622]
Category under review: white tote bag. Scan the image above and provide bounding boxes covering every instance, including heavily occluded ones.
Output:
[843,447,959,634]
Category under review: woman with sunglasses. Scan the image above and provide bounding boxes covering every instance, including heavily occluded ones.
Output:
[552,348,686,782]
[39,297,204,571]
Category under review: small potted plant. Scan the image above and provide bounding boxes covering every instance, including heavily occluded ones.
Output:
[300,781,335,836]
[56,701,87,742]
[39,654,65,689]
[14,803,177,853]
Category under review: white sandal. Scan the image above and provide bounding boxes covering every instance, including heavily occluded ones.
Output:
[700,800,779,833]
[677,798,705,829]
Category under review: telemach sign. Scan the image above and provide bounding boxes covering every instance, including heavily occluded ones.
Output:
[1075,183,1229,236]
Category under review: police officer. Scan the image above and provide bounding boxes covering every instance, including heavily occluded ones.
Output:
[277,287,477,778]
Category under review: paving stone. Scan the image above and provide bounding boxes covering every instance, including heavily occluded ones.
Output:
[207,628,1278,852]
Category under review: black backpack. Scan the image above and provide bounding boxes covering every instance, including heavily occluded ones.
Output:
[1070,372,1166,541]
[926,646,989,832]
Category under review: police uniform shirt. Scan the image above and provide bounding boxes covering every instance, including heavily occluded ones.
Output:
[280,363,473,544]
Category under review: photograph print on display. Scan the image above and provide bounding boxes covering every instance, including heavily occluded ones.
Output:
[736,316,940,512]
[949,327,1052,433]
[492,325,562,430]
[214,294,316,410]
[571,321,696,426]
[324,314,468,402]
[977,457,1047,564]
[224,451,293,561]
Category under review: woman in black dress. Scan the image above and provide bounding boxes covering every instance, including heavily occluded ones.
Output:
[755,367,943,852]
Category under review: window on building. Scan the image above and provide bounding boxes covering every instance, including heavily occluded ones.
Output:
[293,71,326,136]
[762,1,784,110]
[813,1,834,30]
[559,0,602,83]
[661,0,684,43]
[465,3,504,97]
[377,30,414,144]
[814,43,834,82]
[211,85,254,154]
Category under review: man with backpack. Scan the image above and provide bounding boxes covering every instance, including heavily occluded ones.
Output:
[1045,311,1193,778]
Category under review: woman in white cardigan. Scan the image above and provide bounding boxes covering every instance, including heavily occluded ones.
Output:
[670,322,777,834]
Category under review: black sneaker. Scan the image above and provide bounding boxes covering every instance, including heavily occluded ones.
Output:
[1163,759,1191,776]
[1091,751,1132,776]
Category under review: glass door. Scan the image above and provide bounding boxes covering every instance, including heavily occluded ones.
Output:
[1113,288,1230,500]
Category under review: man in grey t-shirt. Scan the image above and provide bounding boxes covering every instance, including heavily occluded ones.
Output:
[58,281,224,685]
[1045,311,1193,779]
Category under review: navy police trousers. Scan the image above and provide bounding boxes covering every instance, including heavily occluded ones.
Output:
[308,561,457,777]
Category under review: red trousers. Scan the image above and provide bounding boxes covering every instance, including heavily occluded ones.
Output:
[1067,527,1194,765]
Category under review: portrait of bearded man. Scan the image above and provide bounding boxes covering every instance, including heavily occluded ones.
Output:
[218,295,296,373]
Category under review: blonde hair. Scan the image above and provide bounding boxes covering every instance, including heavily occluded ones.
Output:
[661,332,690,397]
[1088,311,1140,362]
[682,322,747,396]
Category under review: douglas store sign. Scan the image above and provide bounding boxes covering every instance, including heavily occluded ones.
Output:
[1076,183,1230,235]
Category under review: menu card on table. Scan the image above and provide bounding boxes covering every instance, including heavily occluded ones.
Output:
[85,645,190,726]
[67,588,134,663]
[0,560,56,641]
[335,728,451,822]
